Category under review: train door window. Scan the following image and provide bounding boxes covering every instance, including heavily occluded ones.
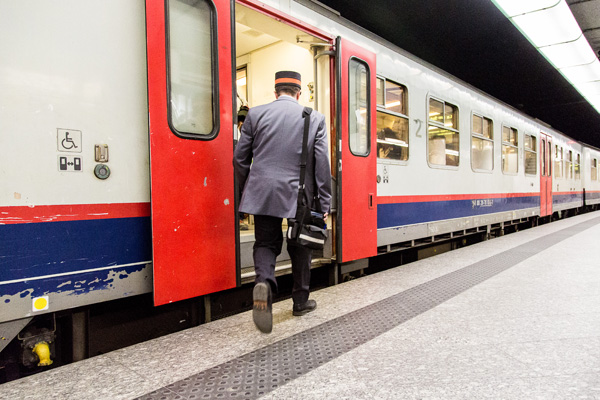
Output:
[471,114,493,171]
[235,67,248,140]
[541,136,546,176]
[592,158,598,181]
[349,58,370,156]
[555,145,563,179]
[548,140,552,177]
[575,153,581,180]
[567,150,573,179]
[376,77,408,161]
[236,67,248,107]
[167,0,217,138]
[524,134,537,175]
[428,98,459,167]
[501,126,518,174]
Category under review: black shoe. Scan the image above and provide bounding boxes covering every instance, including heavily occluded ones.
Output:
[253,282,272,333]
[292,299,317,316]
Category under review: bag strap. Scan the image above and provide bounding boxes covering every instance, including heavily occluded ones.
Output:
[297,107,312,209]
[296,106,323,216]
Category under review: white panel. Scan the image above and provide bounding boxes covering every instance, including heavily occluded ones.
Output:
[0,0,149,207]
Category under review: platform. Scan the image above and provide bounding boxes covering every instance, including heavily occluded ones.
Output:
[2,211,600,399]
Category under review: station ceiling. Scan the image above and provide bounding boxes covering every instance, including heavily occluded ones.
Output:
[316,0,600,148]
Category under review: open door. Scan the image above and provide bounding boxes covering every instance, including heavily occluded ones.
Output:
[336,37,377,263]
[540,133,553,216]
[146,0,237,305]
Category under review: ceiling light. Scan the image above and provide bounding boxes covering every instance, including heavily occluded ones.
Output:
[578,81,600,98]
[560,61,600,84]
[492,0,600,116]
[492,0,559,17]
[583,94,600,114]
[540,35,597,69]
[510,1,579,46]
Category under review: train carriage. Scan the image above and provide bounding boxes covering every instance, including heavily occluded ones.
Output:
[582,145,600,206]
[552,131,585,213]
[0,0,597,374]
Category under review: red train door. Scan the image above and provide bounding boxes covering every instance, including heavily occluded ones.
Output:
[146,0,237,306]
[336,37,377,263]
[540,133,553,216]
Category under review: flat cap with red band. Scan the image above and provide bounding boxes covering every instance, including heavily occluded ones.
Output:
[274,70,301,89]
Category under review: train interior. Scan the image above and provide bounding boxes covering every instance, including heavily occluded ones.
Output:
[234,3,332,240]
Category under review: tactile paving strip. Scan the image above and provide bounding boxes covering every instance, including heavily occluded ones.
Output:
[137,216,600,400]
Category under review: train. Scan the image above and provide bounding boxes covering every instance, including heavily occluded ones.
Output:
[2,0,600,376]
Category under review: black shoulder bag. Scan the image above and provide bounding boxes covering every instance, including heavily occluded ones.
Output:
[286,107,328,250]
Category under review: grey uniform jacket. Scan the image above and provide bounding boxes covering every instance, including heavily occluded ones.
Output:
[234,95,332,219]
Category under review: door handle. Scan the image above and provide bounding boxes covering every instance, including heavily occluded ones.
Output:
[368,193,374,209]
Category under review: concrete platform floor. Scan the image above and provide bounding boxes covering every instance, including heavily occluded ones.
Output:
[1,211,600,399]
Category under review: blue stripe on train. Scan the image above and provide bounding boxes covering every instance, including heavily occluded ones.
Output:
[1,262,149,299]
[553,192,584,204]
[0,217,152,283]
[585,191,600,201]
[377,196,539,229]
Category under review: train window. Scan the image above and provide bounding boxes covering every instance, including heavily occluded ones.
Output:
[471,114,493,171]
[592,159,598,181]
[575,153,581,180]
[377,113,409,161]
[524,134,537,175]
[376,78,407,114]
[566,150,573,179]
[555,145,563,178]
[501,126,518,174]
[502,126,517,145]
[428,98,459,167]
[348,58,370,156]
[376,78,408,161]
[376,78,384,106]
[167,0,217,139]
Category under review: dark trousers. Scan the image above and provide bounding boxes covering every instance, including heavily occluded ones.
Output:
[253,215,312,305]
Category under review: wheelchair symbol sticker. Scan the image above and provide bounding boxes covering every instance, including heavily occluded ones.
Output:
[57,129,82,153]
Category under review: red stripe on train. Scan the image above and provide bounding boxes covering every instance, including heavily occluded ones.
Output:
[553,191,586,196]
[0,203,151,224]
[377,192,541,204]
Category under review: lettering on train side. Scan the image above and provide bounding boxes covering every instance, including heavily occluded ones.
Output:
[472,199,494,208]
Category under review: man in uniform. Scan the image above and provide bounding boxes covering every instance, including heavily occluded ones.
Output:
[234,71,331,333]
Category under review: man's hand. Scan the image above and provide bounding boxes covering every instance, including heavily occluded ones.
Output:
[323,212,328,221]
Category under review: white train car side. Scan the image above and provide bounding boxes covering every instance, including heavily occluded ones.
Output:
[1,0,597,374]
